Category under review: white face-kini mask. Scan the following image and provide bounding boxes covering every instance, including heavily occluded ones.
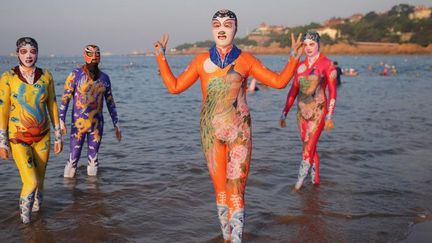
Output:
[212,15,237,49]
[18,44,38,68]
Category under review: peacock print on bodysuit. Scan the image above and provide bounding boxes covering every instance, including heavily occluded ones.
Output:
[282,53,337,187]
[157,43,299,243]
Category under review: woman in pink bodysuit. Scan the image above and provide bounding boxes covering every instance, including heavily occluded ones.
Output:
[280,31,337,192]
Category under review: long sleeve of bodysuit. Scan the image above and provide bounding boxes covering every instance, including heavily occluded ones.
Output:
[59,71,76,123]
[325,65,337,120]
[45,70,62,143]
[248,54,299,89]
[156,54,200,94]
[282,75,300,116]
[104,75,119,128]
[0,72,11,150]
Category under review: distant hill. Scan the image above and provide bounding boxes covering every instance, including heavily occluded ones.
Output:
[174,4,431,53]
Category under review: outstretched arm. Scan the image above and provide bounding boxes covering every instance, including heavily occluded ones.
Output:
[0,73,11,159]
[154,34,199,94]
[250,33,303,89]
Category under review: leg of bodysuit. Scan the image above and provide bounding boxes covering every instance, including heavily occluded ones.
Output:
[10,143,38,223]
[64,132,86,178]
[205,139,230,241]
[295,118,310,190]
[303,116,325,183]
[310,151,320,185]
[31,134,50,212]
[296,116,325,189]
[87,125,103,176]
[206,138,251,243]
[226,141,251,243]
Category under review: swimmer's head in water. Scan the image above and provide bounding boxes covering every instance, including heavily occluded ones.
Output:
[83,44,101,64]
[212,9,237,49]
[302,31,320,58]
[16,37,38,68]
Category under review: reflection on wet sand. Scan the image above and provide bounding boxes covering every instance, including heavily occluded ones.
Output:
[55,176,130,242]
[296,187,342,242]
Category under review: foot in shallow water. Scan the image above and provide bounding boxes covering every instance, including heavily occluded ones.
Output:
[63,160,77,178]
[292,184,302,193]
[293,160,311,192]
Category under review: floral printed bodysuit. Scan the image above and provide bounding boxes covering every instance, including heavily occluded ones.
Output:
[157,45,298,243]
[282,53,337,185]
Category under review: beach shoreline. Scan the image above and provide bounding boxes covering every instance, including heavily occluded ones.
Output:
[167,42,432,55]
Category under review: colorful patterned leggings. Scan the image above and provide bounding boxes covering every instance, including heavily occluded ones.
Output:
[297,113,325,185]
[204,132,251,243]
[10,134,49,223]
[68,127,103,170]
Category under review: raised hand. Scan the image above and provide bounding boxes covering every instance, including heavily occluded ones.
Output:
[154,34,169,56]
[290,32,304,59]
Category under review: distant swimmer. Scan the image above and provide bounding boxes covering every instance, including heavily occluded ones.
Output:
[391,65,398,75]
[247,78,259,92]
[154,9,303,242]
[344,68,358,77]
[380,64,390,76]
[0,37,63,223]
[280,31,337,192]
[60,44,122,178]
[333,61,342,86]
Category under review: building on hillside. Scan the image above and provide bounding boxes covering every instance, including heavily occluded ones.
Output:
[247,35,271,45]
[409,5,432,20]
[323,18,345,27]
[247,22,289,45]
[400,32,414,42]
[394,32,414,42]
[316,27,340,40]
[249,22,288,35]
[349,14,364,23]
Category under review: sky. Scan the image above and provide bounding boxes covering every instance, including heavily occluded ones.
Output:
[0,0,430,56]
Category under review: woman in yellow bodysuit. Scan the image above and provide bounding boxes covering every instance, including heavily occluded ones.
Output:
[154,10,303,243]
[0,37,62,224]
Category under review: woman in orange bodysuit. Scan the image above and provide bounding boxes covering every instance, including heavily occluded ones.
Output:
[154,10,303,243]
